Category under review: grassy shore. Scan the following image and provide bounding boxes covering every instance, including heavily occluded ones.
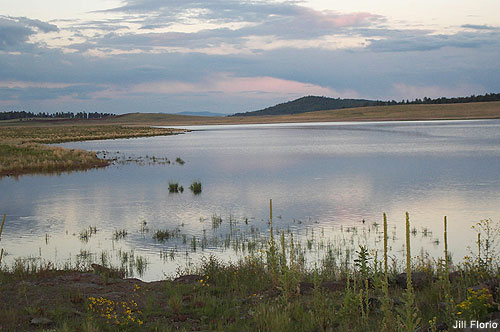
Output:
[0,125,185,177]
[0,216,499,332]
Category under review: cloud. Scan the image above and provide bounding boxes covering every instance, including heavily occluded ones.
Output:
[461,24,499,31]
[74,0,382,54]
[14,16,59,33]
[0,84,105,101]
[128,73,344,97]
[367,30,500,52]
[0,16,58,50]
[391,83,487,101]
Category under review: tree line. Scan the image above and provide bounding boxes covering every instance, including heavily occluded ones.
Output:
[0,111,115,121]
[373,92,500,106]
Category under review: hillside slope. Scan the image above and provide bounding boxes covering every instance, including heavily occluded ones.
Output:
[232,96,376,116]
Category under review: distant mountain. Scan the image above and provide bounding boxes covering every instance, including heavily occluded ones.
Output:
[232,96,378,116]
[174,111,226,117]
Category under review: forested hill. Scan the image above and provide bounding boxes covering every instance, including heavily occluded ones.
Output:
[232,96,376,116]
[232,93,500,117]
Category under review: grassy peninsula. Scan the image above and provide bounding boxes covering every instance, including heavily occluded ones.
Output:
[0,125,185,177]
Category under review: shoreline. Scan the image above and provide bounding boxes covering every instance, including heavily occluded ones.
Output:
[3,101,500,128]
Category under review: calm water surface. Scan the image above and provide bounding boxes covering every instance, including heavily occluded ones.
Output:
[1,120,500,280]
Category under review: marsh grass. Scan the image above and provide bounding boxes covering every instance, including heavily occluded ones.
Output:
[0,125,183,176]
[189,181,202,194]
[113,229,128,241]
[211,214,222,229]
[168,182,184,193]
[79,226,98,243]
[153,228,181,242]
[0,142,109,176]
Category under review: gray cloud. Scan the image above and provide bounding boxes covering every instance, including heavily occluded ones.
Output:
[0,18,33,50]
[100,0,301,23]
[14,16,59,33]
[0,16,58,50]
[67,8,383,54]
[86,0,383,46]
[367,30,500,52]
[461,24,499,31]
[0,84,104,101]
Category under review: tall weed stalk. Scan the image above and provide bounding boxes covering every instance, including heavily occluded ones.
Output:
[0,214,5,265]
[267,199,278,287]
[397,212,420,332]
[381,212,394,332]
[442,216,455,323]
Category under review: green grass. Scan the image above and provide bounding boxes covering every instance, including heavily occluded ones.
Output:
[189,181,202,194]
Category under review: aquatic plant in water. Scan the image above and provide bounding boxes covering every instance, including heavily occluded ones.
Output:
[190,181,202,194]
[168,182,183,193]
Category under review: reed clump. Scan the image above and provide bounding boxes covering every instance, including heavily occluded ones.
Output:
[190,181,202,194]
[168,182,184,193]
[153,228,181,242]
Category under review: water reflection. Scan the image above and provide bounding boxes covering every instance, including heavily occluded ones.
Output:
[1,120,500,280]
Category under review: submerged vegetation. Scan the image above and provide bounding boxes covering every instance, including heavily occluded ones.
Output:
[0,125,185,177]
[0,208,499,331]
[153,228,181,242]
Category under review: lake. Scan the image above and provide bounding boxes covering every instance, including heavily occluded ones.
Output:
[1,119,500,281]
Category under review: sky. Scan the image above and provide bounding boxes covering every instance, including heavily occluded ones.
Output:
[1,0,499,114]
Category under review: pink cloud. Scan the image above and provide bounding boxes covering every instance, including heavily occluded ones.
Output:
[212,74,336,95]
[296,7,382,29]
[125,73,351,98]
